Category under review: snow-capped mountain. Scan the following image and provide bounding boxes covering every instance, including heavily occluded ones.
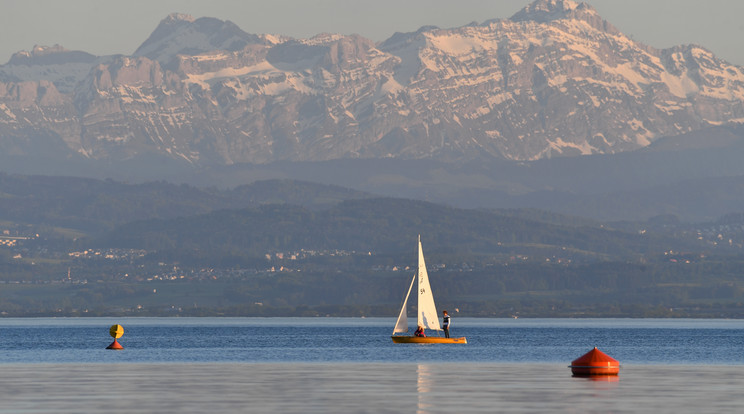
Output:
[133,13,266,68]
[1,0,743,166]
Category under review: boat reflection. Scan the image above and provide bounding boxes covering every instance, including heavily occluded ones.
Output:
[417,364,433,414]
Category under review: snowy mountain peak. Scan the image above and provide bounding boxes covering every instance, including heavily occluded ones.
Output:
[511,0,595,22]
[529,0,579,12]
[512,0,580,19]
[10,44,69,61]
[31,44,69,56]
[164,13,196,23]
[7,44,97,66]
[510,0,617,35]
[133,14,261,66]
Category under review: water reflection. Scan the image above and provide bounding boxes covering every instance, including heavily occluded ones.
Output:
[417,364,433,414]
[0,363,742,413]
[580,374,620,383]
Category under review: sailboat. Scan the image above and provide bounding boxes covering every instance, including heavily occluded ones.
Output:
[391,235,467,344]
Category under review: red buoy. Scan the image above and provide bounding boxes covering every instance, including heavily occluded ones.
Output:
[569,347,619,376]
[106,339,124,350]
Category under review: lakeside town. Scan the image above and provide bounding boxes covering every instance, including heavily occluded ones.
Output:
[4,217,744,286]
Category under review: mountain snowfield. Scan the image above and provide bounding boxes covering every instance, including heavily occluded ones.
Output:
[1,0,743,166]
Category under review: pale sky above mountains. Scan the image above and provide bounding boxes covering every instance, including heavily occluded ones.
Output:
[2,0,743,66]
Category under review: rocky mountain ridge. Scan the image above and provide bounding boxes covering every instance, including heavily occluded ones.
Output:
[1,0,743,167]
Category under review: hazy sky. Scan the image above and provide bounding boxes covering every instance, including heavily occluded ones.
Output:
[2,0,743,65]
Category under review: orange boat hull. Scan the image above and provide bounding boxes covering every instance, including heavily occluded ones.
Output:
[391,336,467,344]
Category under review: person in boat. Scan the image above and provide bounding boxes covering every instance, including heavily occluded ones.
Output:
[414,326,426,337]
[442,310,450,338]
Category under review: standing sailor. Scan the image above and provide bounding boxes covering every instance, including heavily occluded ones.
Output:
[442,310,450,338]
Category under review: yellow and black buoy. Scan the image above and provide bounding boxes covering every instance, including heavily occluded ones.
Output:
[106,324,124,350]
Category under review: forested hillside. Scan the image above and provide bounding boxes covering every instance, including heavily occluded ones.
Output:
[99,198,700,263]
[2,173,744,317]
[0,173,371,233]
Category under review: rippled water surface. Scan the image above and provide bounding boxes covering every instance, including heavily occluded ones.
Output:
[1,318,744,413]
[2,317,744,364]
[1,363,743,413]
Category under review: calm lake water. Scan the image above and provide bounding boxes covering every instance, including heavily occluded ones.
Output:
[1,317,743,413]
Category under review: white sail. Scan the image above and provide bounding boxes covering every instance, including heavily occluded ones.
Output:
[417,235,441,331]
[393,272,416,334]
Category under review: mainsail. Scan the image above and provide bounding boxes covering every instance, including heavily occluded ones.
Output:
[416,235,441,331]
